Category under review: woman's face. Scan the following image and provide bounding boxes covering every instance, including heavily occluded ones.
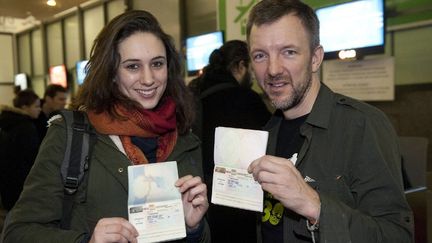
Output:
[22,99,41,119]
[116,32,168,110]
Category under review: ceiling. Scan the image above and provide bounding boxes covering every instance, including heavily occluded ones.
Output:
[0,0,89,21]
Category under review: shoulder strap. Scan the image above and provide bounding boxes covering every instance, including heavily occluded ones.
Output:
[59,110,97,230]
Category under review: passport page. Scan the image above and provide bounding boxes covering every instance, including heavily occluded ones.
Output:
[128,161,186,243]
[211,127,268,212]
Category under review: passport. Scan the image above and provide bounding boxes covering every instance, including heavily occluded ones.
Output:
[128,161,186,243]
[211,126,268,212]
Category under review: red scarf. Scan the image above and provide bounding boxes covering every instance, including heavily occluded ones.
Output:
[87,97,178,164]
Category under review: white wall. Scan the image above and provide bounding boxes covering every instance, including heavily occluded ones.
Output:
[0,34,15,106]
[132,0,181,49]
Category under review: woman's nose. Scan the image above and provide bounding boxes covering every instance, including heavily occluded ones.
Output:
[139,66,155,85]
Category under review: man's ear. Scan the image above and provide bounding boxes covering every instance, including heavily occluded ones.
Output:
[311,45,324,73]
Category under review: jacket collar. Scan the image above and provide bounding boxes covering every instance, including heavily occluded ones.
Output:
[167,131,200,160]
[264,83,335,162]
[0,104,30,116]
[96,130,200,160]
[264,83,334,130]
[304,83,334,130]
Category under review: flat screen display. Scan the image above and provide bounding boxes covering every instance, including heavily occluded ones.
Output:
[76,60,89,85]
[49,64,67,88]
[14,73,28,90]
[186,31,224,75]
[316,0,385,59]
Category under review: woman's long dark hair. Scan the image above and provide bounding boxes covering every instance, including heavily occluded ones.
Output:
[199,40,251,90]
[74,10,195,134]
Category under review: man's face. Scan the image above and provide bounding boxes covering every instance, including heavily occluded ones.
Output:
[249,14,320,111]
[47,91,67,111]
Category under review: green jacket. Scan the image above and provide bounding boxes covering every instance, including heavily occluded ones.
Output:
[3,116,210,243]
[259,84,413,243]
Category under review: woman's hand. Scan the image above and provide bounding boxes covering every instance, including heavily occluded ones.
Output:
[89,217,139,243]
[175,175,209,230]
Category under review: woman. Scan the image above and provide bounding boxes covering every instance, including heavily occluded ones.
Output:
[0,89,41,211]
[3,10,209,243]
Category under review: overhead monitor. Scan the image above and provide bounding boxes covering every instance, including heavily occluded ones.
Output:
[316,0,385,59]
[14,73,29,90]
[186,31,224,76]
[49,64,67,88]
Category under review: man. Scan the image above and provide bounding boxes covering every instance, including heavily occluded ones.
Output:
[246,0,413,242]
[34,84,67,141]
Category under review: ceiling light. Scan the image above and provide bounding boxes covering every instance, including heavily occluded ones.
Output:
[47,0,57,7]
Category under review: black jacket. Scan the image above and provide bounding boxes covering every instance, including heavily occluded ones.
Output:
[0,105,40,210]
[194,72,271,243]
[259,84,413,242]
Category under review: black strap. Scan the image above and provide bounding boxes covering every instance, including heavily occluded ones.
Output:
[59,110,96,230]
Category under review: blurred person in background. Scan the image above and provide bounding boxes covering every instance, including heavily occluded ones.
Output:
[33,84,67,141]
[190,40,271,243]
[0,89,41,211]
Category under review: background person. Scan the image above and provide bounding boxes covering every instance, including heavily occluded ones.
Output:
[0,89,41,211]
[246,0,413,242]
[3,10,209,243]
[33,84,67,141]
[189,40,271,242]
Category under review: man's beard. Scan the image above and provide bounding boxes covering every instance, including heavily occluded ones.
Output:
[270,71,312,111]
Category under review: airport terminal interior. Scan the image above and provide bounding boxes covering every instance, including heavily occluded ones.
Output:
[0,0,431,242]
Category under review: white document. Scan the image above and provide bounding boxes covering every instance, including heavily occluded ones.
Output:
[211,126,268,212]
[128,161,186,243]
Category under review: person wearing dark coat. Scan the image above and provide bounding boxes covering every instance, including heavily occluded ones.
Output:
[0,89,41,210]
[33,84,67,141]
[190,40,272,243]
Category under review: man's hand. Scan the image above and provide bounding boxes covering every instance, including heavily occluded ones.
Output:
[248,155,320,222]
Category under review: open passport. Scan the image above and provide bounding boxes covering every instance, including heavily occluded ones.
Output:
[211,126,269,212]
[128,161,186,243]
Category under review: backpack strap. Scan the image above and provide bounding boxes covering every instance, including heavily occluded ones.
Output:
[59,110,97,230]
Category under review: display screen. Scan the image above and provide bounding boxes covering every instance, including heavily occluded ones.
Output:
[186,31,224,75]
[49,64,67,88]
[316,0,385,59]
[14,73,28,90]
[76,60,89,85]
